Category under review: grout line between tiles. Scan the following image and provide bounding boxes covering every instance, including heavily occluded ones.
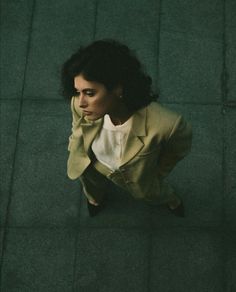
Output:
[155,0,162,98]
[221,0,228,291]
[93,0,99,40]
[0,224,227,232]
[2,97,236,107]
[146,230,153,292]
[0,0,37,288]
[72,183,83,292]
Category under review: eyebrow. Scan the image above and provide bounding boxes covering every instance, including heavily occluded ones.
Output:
[75,88,96,92]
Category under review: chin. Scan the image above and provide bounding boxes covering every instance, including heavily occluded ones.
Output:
[86,115,103,121]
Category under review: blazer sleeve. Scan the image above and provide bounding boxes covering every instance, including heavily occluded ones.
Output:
[67,96,82,151]
[157,115,193,178]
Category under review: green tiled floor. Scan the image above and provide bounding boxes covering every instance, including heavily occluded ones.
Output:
[1,0,236,291]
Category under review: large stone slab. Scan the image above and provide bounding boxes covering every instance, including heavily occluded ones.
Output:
[7,100,80,227]
[24,0,96,99]
[79,181,151,229]
[1,228,76,292]
[150,228,223,292]
[158,31,223,103]
[0,100,21,226]
[75,229,150,292]
[226,0,236,102]
[0,228,4,261]
[0,0,33,99]
[225,107,236,228]
[225,231,236,292]
[95,0,161,93]
[161,0,223,41]
[159,0,223,103]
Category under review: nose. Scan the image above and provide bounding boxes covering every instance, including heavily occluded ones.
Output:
[78,94,88,108]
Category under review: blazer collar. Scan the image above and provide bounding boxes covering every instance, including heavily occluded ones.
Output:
[130,106,147,137]
[80,106,148,164]
[119,106,147,166]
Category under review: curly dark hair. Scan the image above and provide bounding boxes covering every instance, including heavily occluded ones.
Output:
[61,39,158,111]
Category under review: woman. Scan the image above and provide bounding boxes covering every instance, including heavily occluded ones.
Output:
[62,39,192,217]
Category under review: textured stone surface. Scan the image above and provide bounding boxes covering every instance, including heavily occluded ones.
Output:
[159,31,223,103]
[6,100,80,227]
[225,107,236,228]
[226,0,236,101]
[1,228,76,292]
[161,0,223,40]
[150,228,223,292]
[0,228,4,260]
[0,0,33,99]
[75,229,150,292]
[79,182,151,228]
[225,232,236,292]
[24,0,96,99]
[0,100,21,226]
[96,0,160,92]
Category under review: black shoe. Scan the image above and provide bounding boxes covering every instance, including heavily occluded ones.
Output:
[87,199,105,217]
[167,199,185,217]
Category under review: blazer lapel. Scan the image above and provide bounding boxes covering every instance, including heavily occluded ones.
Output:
[119,106,147,167]
[80,106,147,166]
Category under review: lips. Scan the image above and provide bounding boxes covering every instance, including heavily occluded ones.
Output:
[83,110,92,115]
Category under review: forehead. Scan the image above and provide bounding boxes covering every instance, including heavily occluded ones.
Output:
[74,75,104,90]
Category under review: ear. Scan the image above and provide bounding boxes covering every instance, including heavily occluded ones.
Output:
[112,84,123,97]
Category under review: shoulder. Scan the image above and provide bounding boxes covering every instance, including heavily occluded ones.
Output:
[145,101,184,139]
[146,101,180,126]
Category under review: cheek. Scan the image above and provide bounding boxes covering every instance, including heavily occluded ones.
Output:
[93,96,113,111]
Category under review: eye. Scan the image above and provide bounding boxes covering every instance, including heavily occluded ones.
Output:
[86,91,95,97]
[74,91,80,96]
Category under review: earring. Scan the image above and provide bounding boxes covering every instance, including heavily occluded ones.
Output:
[119,95,123,99]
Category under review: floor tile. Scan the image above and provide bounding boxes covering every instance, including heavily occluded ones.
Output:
[7,100,80,227]
[24,0,96,99]
[225,108,236,228]
[225,0,236,102]
[1,228,76,292]
[226,0,236,101]
[150,228,223,292]
[161,0,223,41]
[226,0,236,43]
[79,181,150,229]
[0,0,33,99]
[159,31,223,103]
[0,100,21,226]
[224,231,236,292]
[75,228,150,292]
[0,228,4,260]
[96,0,160,92]
[226,46,236,102]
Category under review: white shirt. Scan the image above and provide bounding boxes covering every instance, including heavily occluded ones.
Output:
[91,114,132,171]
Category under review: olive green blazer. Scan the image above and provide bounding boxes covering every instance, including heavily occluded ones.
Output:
[67,96,192,198]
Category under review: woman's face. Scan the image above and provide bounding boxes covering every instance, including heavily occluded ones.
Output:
[74,74,121,121]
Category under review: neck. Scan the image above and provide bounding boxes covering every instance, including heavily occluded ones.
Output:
[109,104,133,126]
